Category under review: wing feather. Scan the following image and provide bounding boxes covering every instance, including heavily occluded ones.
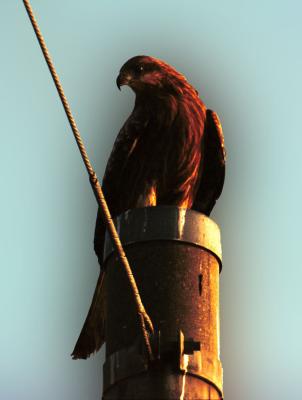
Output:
[72,114,144,359]
[193,109,226,215]
[71,271,106,359]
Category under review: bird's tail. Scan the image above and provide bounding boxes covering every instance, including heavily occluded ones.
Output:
[71,270,106,359]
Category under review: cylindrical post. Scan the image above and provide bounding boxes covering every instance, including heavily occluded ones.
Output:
[101,206,223,399]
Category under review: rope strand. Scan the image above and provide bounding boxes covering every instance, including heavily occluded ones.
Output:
[23,0,154,359]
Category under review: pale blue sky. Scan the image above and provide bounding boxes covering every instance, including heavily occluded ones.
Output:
[1,1,301,399]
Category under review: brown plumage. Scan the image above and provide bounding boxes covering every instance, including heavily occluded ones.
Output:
[72,55,226,359]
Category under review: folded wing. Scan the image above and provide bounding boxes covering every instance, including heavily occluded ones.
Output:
[193,109,226,215]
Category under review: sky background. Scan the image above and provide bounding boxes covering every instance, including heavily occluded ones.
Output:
[1,0,301,399]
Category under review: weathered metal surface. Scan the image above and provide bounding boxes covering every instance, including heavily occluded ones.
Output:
[103,331,222,399]
[103,206,222,270]
[101,207,223,399]
[103,368,221,399]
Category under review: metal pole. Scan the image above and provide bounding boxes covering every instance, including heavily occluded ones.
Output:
[101,206,223,399]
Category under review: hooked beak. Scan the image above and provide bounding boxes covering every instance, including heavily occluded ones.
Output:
[116,72,132,90]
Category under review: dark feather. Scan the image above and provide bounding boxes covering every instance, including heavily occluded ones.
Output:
[193,109,226,215]
[71,271,105,359]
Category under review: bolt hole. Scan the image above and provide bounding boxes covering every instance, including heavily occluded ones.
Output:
[198,274,203,296]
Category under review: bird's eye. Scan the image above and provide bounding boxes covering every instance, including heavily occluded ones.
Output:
[136,65,144,73]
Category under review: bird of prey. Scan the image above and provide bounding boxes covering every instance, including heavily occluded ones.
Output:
[72,55,226,359]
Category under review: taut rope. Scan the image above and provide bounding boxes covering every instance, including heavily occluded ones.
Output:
[22,0,154,360]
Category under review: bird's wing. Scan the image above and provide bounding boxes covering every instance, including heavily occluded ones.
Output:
[71,270,106,359]
[72,115,143,360]
[94,112,145,263]
[193,109,226,215]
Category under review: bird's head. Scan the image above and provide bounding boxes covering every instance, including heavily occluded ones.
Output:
[116,55,190,97]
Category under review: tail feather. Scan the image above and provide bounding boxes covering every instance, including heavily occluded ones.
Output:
[71,271,106,359]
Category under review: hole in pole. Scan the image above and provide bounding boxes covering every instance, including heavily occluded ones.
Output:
[198,274,203,296]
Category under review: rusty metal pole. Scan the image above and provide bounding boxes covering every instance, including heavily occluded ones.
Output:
[101,206,223,399]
